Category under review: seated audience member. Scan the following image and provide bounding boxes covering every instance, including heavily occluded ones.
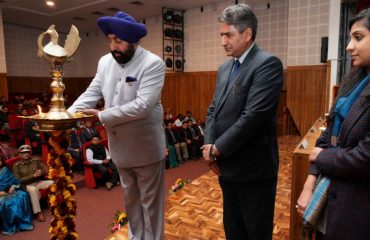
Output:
[165,121,189,163]
[184,110,196,123]
[86,137,119,190]
[80,120,99,144]
[10,108,27,147]
[20,108,28,117]
[24,120,42,155]
[67,128,83,173]
[13,95,25,105]
[176,121,193,161]
[0,106,9,140]
[0,97,8,110]
[27,99,39,115]
[164,121,179,168]
[14,103,24,115]
[188,120,202,158]
[164,107,174,120]
[174,114,184,127]
[194,120,205,137]
[164,113,173,122]
[0,158,33,235]
[12,145,53,222]
[0,106,9,122]
[0,143,11,162]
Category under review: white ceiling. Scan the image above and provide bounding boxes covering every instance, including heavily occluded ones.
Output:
[0,0,232,33]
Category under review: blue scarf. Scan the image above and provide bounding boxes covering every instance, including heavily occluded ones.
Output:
[331,74,370,147]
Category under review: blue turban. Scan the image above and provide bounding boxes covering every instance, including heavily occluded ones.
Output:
[97,11,147,43]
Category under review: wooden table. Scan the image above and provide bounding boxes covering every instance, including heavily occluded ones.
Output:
[289,117,324,240]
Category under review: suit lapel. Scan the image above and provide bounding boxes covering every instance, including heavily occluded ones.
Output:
[339,81,370,146]
[214,60,234,112]
[214,45,259,116]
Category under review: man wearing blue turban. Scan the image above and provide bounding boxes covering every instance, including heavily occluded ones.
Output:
[68,11,166,240]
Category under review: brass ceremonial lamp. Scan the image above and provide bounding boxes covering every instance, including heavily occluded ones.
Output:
[21,24,89,239]
[32,24,84,131]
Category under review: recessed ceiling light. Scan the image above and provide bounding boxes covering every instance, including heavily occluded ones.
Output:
[46,1,55,7]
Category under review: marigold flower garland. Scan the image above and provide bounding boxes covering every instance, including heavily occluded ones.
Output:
[47,131,78,240]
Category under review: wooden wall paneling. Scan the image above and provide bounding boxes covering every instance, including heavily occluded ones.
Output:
[8,71,288,135]
[63,78,92,97]
[286,65,329,136]
[7,76,92,97]
[325,61,331,110]
[7,76,48,94]
[162,72,217,122]
[0,73,8,98]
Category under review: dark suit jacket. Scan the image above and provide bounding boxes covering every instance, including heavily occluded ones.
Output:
[80,127,98,144]
[176,127,191,143]
[309,82,370,239]
[165,128,178,145]
[204,44,283,181]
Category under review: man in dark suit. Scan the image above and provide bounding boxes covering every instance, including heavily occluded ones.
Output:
[202,4,283,240]
[79,120,98,144]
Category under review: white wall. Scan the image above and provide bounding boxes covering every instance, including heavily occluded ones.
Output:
[3,0,331,77]
[4,23,108,77]
[287,0,330,66]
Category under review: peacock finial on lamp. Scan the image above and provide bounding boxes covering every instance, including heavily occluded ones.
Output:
[22,24,89,131]
[37,24,81,68]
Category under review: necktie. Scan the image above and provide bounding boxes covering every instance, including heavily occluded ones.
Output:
[226,59,240,89]
[190,127,196,138]
[170,130,176,143]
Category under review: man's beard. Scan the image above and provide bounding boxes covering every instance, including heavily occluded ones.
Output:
[111,44,136,64]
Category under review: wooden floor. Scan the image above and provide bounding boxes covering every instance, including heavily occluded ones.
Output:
[106,136,301,240]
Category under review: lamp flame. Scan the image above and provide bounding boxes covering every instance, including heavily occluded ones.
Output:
[37,105,43,116]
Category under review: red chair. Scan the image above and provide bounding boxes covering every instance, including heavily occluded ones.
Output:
[96,125,107,139]
[8,114,24,147]
[24,132,49,164]
[6,103,17,114]
[5,157,48,199]
[0,128,7,140]
[82,138,110,189]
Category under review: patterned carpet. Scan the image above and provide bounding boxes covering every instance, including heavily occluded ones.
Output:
[106,136,301,240]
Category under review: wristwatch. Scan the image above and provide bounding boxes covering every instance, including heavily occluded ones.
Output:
[209,144,216,161]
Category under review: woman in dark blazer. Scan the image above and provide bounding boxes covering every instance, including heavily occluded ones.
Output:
[297,8,370,240]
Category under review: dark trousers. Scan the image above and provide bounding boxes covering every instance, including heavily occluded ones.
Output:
[68,148,83,172]
[93,161,119,184]
[219,176,277,240]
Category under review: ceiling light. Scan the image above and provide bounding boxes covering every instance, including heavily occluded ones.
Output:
[46,1,55,7]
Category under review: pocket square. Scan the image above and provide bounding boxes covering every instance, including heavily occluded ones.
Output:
[126,76,137,82]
